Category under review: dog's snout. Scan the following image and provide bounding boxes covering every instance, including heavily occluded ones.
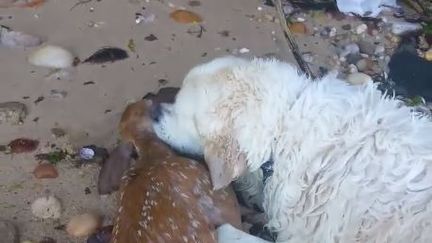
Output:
[151,102,163,122]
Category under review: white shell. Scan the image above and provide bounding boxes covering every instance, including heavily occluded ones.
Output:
[66,213,101,237]
[28,45,74,69]
[31,195,62,219]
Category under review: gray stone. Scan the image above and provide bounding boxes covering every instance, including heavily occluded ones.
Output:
[0,220,18,243]
[357,40,375,56]
[0,102,27,125]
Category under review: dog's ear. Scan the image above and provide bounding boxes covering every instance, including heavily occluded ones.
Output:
[203,137,247,190]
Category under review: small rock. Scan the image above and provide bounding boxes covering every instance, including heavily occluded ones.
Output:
[282,4,294,15]
[8,138,39,153]
[144,34,157,41]
[31,195,62,219]
[289,22,307,34]
[188,0,201,7]
[348,64,358,74]
[357,40,375,56]
[45,69,74,81]
[418,36,430,50]
[320,26,331,38]
[66,213,101,238]
[355,59,368,72]
[239,48,250,54]
[425,49,432,61]
[391,21,421,35]
[341,24,351,31]
[302,52,314,63]
[374,45,385,55]
[135,11,155,25]
[49,90,67,99]
[28,45,74,69]
[86,225,113,243]
[339,43,360,58]
[346,72,372,85]
[33,163,58,179]
[39,237,56,243]
[329,27,337,38]
[0,219,18,243]
[50,128,66,138]
[355,24,367,35]
[169,9,202,23]
[0,102,27,125]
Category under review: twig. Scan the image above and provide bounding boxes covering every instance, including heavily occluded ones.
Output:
[70,0,92,11]
[271,0,316,79]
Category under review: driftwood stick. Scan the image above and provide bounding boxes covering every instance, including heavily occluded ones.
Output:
[271,0,316,79]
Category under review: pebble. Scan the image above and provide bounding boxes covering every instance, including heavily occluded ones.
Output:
[341,24,351,31]
[33,163,58,179]
[355,24,367,35]
[0,220,18,243]
[0,102,27,125]
[339,43,360,58]
[66,213,101,237]
[345,53,362,65]
[169,9,202,23]
[329,27,337,38]
[289,22,307,34]
[86,225,113,243]
[320,27,331,38]
[49,89,67,99]
[239,48,250,54]
[418,36,430,50]
[357,40,376,56]
[8,138,39,153]
[374,45,385,55]
[425,49,432,61]
[39,237,56,243]
[348,64,358,74]
[31,195,62,219]
[302,52,314,63]
[355,59,368,72]
[28,45,74,69]
[50,127,66,138]
[346,72,372,85]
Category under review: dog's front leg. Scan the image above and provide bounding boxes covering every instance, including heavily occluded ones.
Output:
[233,170,265,212]
[217,223,273,243]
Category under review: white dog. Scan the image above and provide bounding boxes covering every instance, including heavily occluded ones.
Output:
[152,56,432,242]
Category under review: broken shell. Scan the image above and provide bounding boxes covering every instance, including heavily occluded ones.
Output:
[170,9,202,23]
[66,213,101,237]
[33,163,58,179]
[28,45,74,69]
[0,26,42,48]
[31,195,62,219]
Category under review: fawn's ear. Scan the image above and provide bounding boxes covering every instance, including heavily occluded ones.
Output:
[203,136,247,190]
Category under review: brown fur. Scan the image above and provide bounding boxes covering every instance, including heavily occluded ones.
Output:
[111,100,242,243]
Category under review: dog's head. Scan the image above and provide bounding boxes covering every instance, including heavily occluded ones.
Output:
[152,101,247,190]
[152,56,253,190]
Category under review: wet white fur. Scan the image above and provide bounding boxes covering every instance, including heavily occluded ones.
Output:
[153,56,432,242]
